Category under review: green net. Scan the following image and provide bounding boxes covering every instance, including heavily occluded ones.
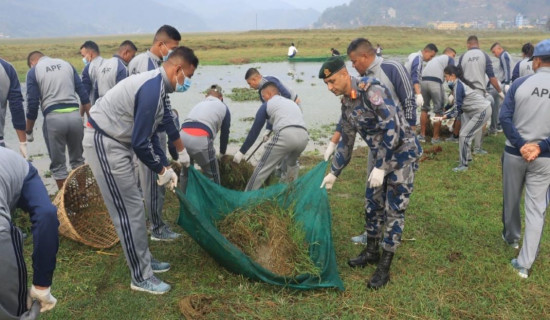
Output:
[176,161,345,291]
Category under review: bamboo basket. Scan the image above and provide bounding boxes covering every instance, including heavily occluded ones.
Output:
[53,164,119,248]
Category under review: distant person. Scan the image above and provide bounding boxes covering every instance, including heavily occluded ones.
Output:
[376,44,383,57]
[0,57,27,158]
[0,147,59,318]
[25,50,91,190]
[128,25,182,241]
[404,43,439,114]
[287,42,297,58]
[180,85,231,192]
[490,42,513,134]
[80,40,104,104]
[512,42,535,82]
[331,48,340,56]
[418,47,456,143]
[233,82,308,191]
[500,39,550,279]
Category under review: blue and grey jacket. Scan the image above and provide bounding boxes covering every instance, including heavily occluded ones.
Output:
[81,56,104,104]
[0,58,25,139]
[500,67,550,158]
[404,51,423,85]
[26,56,89,120]
[422,54,455,83]
[453,80,491,116]
[259,76,298,103]
[83,55,128,104]
[498,50,513,85]
[128,50,161,75]
[331,76,421,177]
[458,47,495,95]
[512,58,534,82]
[240,95,306,154]
[88,68,179,174]
[181,96,231,154]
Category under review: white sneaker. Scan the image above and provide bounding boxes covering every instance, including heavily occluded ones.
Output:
[130,275,171,294]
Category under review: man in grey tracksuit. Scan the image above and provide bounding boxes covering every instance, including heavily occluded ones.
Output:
[80,40,104,105]
[0,148,59,319]
[0,57,27,157]
[180,85,230,192]
[419,47,456,142]
[83,46,197,294]
[499,39,550,278]
[489,42,514,133]
[25,51,91,189]
[512,43,535,82]
[404,43,438,119]
[233,82,308,191]
[128,25,182,241]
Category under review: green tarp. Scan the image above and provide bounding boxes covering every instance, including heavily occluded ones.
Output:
[176,161,345,291]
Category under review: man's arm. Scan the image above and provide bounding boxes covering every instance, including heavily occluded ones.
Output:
[484,53,502,93]
[410,56,422,94]
[382,62,416,126]
[239,103,268,154]
[331,111,357,177]
[116,59,128,83]
[219,107,231,155]
[512,61,520,82]
[73,67,91,116]
[502,52,512,84]
[499,77,531,149]
[1,60,26,141]
[25,68,40,134]
[81,64,92,97]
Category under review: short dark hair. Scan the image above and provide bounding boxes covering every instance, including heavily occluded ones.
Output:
[119,40,137,52]
[259,81,279,95]
[80,40,100,55]
[424,43,438,53]
[490,42,501,51]
[522,43,534,57]
[443,47,456,55]
[168,46,199,68]
[347,37,375,55]
[537,55,550,63]
[245,67,260,80]
[467,35,478,44]
[27,50,44,68]
[154,25,181,42]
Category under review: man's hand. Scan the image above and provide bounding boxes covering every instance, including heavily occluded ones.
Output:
[368,167,385,188]
[19,142,28,159]
[448,94,454,105]
[262,130,272,143]
[29,285,57,313]
[499,91,505,100]
[178,148,190,168]
[520,143,541,162]
[157,168,178,191]
[320,173,337,190]
[233,151,244,164]
[415,94,424,108]
[26,131,34,143]
[324,141,337,161]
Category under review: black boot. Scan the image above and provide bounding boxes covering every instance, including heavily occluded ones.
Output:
[347,237,380,268]
[367,249,394,289]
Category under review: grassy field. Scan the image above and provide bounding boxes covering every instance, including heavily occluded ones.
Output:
[1,26,548,81]
[17,134,550,319]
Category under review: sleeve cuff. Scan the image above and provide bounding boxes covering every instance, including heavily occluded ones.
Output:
[167,130,180,142]
[539,141,550,153]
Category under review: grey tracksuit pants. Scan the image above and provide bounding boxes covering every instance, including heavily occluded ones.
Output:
[459,107,491,166]
[83,128,153,284]
[245,126,308,191]
[502,152,550,269]
[0,218,27,319]
[180,132,220,193]
[421,81,444,114]
[487,87,501,132]
[43,111,85,180]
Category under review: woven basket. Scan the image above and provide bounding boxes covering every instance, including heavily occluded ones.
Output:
[53,164,119,248]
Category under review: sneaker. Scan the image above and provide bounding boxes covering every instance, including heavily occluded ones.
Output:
[351,232,368,245]
[446,136,459,143]
[502,233,519,249]
[511,259,529,279]
[151,226,181,242]
[151,258,170,273]
[496,128,503,133]
[452,165,468,172]
[431,138,441,144]
[417,135,426,143]
[473,149,488,155]
[130,275,171,294]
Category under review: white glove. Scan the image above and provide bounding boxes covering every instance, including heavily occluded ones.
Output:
[447,94,454,105]
[178,148,190,168]
[233,151,244,164]
[415,94,424,108]
[320,173,337,190]
[19,142,28,159]
[368,167,385,188]
[431,116,443,122]
[157,168,178,191]
[324,141,337,161]
[262,130,272,143]
[26,131,34,143]
[29,285,57,313]
[504,84,510,94]
[499,91,505,100]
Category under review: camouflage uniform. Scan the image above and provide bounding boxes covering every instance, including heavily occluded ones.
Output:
[331,76,422,252]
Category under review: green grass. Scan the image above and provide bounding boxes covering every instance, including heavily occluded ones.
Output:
[1,26,548,81]
[17,133,550,319]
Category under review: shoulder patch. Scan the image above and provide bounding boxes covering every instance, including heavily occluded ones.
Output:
[368,89,384,106]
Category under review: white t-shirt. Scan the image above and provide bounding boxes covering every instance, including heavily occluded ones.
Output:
[288,46,297,56]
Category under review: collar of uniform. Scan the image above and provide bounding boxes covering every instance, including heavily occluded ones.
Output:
[113,54,127,66]
[146,50,162,65]
[160,67,174,93]
[341,76,361,106]
[259,77,268,87]
[367,56,383,75]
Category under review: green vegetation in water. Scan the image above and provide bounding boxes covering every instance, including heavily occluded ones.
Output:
[217,201,320,277]
[240,117,255,122]
[295,78,304,83]
[226,87,260,102]
[44,170,52,178]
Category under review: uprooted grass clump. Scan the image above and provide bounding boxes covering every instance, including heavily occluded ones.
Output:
[218,201,320,277]
[218,155,255,191]
[226,87,260,102]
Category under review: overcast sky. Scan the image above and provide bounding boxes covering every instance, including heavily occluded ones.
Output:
[286,0,349,10]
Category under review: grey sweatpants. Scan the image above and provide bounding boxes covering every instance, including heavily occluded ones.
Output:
[0,217,27,319]
[487,87,501,132]
[421,81,444,114]
[43,111,85,180]
[459,107,491,166]
[180,132,220,193]
[245,127,308,191]
[506,155,550,270]
[137,132,167,234]
[83,128,153,284]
